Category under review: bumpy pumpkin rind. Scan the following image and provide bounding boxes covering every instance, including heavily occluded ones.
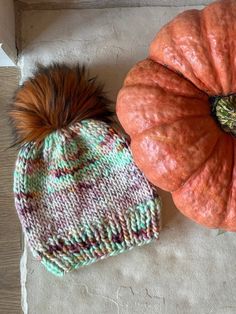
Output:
[130,116,221,192]
[172,134,234,229]
[117,59,210,137]
[116,0,236,231]
[149,0,236,95]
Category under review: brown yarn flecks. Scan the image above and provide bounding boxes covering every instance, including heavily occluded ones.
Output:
[9,63,113,145]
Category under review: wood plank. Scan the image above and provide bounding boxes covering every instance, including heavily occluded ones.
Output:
[16,0,212,10]
[0,67,22,314]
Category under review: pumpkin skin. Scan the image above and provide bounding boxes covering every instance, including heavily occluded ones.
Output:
[116,0,236,231]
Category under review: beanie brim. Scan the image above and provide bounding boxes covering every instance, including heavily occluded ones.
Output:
[34,198,161,276]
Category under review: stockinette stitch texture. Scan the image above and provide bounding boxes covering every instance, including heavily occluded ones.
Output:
[10,63,161,276]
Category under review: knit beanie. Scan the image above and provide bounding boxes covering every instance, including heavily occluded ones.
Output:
[10,63,161,276]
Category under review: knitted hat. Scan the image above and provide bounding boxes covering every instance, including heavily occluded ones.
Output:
[10,63,161,276]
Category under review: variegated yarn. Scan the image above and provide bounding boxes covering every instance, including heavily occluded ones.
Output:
[11,63,161,276]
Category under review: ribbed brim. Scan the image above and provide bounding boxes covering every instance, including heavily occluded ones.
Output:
[32,198,161,276]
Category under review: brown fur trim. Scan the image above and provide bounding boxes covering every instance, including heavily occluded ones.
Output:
[9,63,113,145]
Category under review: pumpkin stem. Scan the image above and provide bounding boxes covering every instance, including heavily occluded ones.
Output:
[211,94,236,136]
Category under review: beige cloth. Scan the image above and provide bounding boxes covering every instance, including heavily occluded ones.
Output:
[20,4,236,314]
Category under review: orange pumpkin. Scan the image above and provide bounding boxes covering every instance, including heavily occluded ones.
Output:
[116,0,236,231]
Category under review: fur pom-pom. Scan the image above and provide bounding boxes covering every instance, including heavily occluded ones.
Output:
[10,63,112,145]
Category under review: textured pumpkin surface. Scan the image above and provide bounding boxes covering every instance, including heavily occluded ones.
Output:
[116,0,236,231]
[150,0,236,95]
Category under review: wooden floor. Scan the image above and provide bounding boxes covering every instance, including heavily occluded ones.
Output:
[0,67,22,314]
